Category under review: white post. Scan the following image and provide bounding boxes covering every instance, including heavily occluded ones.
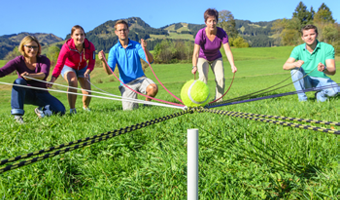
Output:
[187,129,198,200]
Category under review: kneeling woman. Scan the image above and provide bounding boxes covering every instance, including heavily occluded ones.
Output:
[0,36,65,123]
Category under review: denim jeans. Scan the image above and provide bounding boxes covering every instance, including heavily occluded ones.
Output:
[11,78,66,115]
[291,68,339,102]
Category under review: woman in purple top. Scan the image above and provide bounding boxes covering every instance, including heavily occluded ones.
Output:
[192,8,237,102]
[0,36,65,123]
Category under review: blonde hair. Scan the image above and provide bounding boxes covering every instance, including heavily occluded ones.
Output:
[115,20,129,30]
[18,36,41,57]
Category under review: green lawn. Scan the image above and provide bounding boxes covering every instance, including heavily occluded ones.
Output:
[148,32,194,41]
[0,47,339,199]
[0,60,7,66]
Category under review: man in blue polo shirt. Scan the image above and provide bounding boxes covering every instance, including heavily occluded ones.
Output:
[283,24,338,102]
[98,20,158,110]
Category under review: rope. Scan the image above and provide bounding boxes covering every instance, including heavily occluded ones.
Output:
[207,83,339,108]
[214,110,340,126]
[0,81,183,110]
[141,41,183,103]
[0,109,191,173]
[24,76,181,108]
[210,66,318,106]
[200,108,340,135]
[101,52,184,107]
[208,72,235,104]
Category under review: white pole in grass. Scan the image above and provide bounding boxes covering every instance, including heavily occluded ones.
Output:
[187,129,198,200]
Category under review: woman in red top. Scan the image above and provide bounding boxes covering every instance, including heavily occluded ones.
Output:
[49,25,95,114]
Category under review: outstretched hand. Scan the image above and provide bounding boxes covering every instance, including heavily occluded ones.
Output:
[141,39,147,49]
[98,50,106,61]
[191,67,197,74]
[84,69,91,79]
[317,62,326,72]
[20,72,32,80]
[47,76,57,88]
[231,65,237,73]
[294,60,304,68]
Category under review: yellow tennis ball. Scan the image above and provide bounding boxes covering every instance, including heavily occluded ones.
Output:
[181,80,210,107]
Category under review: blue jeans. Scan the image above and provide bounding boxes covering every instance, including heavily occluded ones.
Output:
[291,68,339,102]
[11,78,66,115]
[61,65,89,79]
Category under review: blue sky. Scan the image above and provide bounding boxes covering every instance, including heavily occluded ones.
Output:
[0,0,338,39]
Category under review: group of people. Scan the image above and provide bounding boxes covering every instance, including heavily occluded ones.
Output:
[0,8,338,124]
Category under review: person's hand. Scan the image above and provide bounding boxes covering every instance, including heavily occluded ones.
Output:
[294,60,304,68]
[98,50,105,61]
[84,69,91,79]
[141,39,147,49]
[20,72,31,80]
[47,76,57,88]
[191,66,197,74]
[317,62,326,72]
[231,65,237,73]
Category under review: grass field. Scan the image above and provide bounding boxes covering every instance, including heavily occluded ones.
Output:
[148,32,194,41]
[0,60,7,66]
[0,46,339,199]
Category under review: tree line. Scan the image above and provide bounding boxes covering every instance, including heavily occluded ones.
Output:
[271,2,338,54]
[3,3,338,65]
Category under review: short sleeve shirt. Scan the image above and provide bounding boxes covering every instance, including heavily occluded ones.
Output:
[290,41,334,78]
[108,39,148,85]
[195,27,229,61]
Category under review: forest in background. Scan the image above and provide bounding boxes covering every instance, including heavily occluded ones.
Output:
[1,2,338,64]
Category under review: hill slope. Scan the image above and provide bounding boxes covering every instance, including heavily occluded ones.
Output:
[0,18,278,59]
[0,33,63,59]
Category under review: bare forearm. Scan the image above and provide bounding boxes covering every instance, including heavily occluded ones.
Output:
[192,53,198,67]
[102,61,112,75]
[324,60,336,75]
[283,62,298,70]
[225,51,235,66]
[145,49,154,63]
[25,72,46,80]
[324,67,336,75]
[223,43,235,67]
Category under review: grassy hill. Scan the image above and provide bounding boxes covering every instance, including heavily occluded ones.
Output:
[0,33,63,59]
[235,19,276,47]
[0,17,278,59]
[0,47,339,198]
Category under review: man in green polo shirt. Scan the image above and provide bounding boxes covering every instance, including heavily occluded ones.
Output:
[283,24,338,102]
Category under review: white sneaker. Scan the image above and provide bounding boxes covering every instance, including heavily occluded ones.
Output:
[14,115,24,124]
[35,107,45,118]
[83,107,91,111]
[35,105,52,118]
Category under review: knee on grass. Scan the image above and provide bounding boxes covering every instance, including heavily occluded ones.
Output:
[146,84,158,97]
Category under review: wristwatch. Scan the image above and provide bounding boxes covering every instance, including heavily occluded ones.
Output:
[323,65,327,72]
[192,66,197,69]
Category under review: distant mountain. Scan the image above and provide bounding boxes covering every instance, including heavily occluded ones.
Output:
[0,32,63,59]
[159,22,205,34]
[84,19,207,52]
[235,20,276,47]
[0,17,279,59]
[68,17,169,53]
[79,18,277,51]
